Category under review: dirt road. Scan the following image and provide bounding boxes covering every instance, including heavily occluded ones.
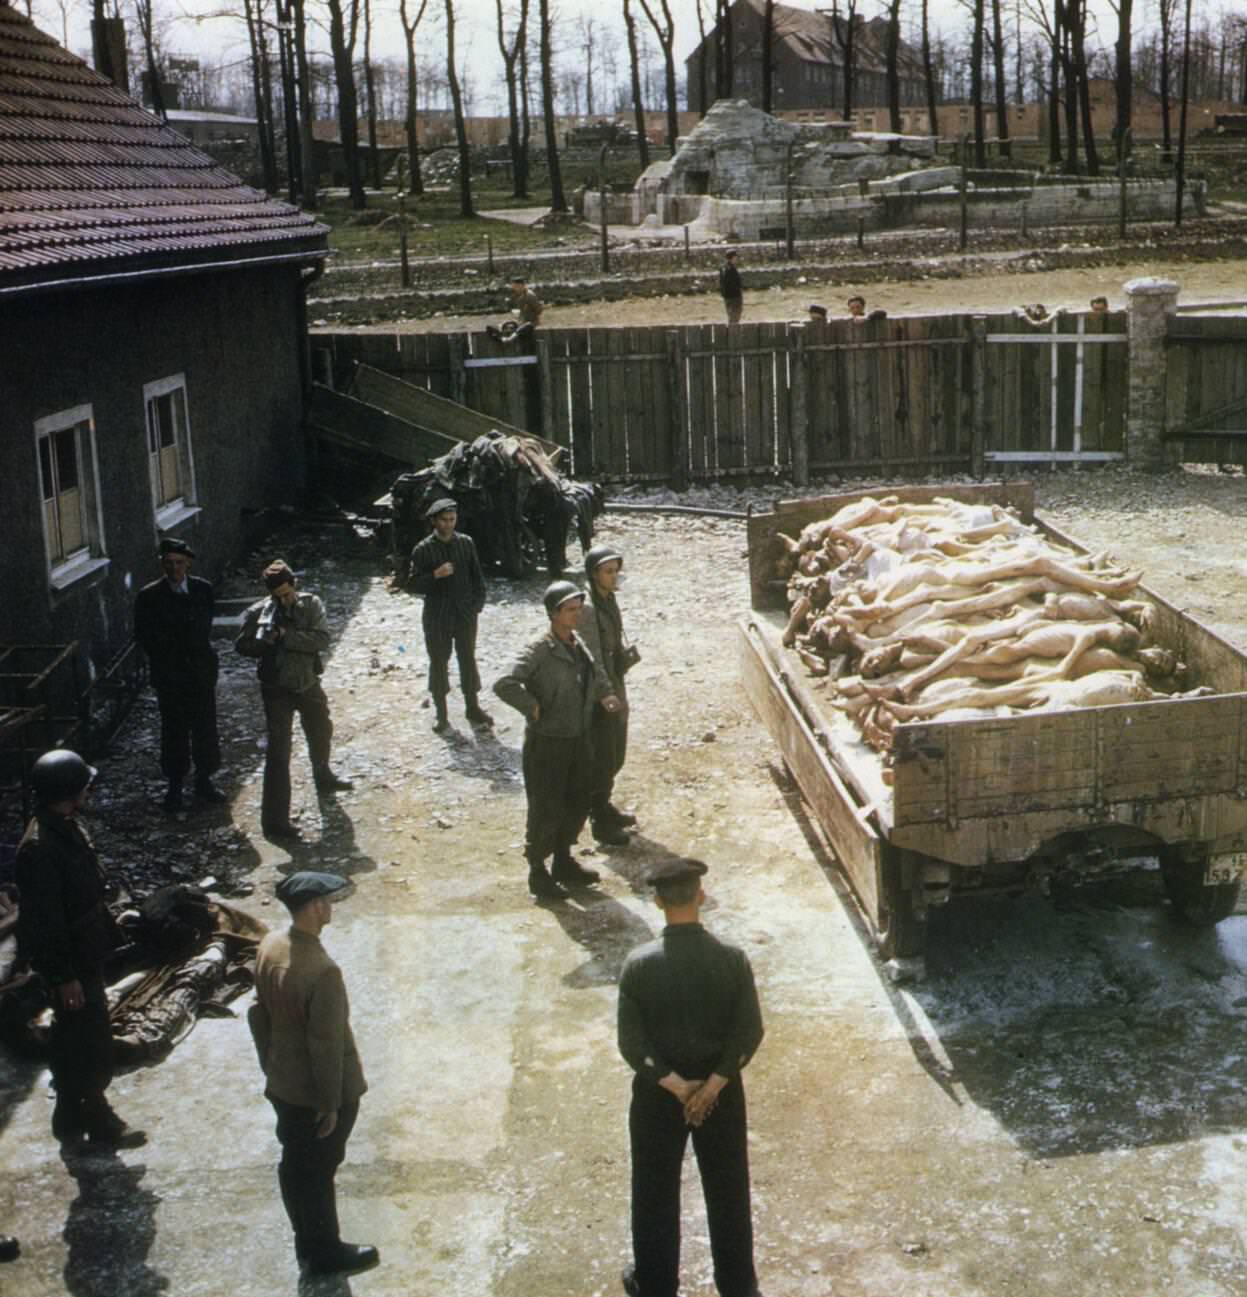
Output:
[4,468,1247,1296]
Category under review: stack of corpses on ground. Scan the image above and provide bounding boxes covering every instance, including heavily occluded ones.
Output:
[391,431,603,579]
[772,495,1210,772]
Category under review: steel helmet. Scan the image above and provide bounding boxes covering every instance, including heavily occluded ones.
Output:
[31,748,97,804]
[543,581,585,616]
[584,544,624,577]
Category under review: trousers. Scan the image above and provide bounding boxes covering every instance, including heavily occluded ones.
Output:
[155,681,221,782]
[268,1096,359,1263]
[589,707,628,819]
[50,973,114,1113]
[522,731,592,864]
[629,1075,757,1297]
[260,683,333,828]
[424,615,481,701]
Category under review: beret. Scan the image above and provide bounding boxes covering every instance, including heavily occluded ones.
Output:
[275,871,354,907]
[425,498,459,519]
[647,858,709,888]
[159,537,195,557]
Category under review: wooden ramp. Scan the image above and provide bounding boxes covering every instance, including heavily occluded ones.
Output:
[306,385,462,466]
[347,362,563,460]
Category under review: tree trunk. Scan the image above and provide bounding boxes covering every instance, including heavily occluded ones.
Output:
[1059,1,1080,172]
[990,0,1009,157]
[399,0,428,195]
[518,33,531,196]
[832,0,858,121]
[1047,0,1061,166]
[1175,0,1192,224]
[243,0,278,192]
[623,0,650,169]
[497,0,529,199]
[694,0,708,115]
[1113,0,1133,160]
[1068,0,1098,174]
[539,0,566,210]
[326,0,366,208]
[1159,0,1173,159]
[292,0,317,209]
[921,0,938,137]
[363,0,380,189]
[444,0,474,216]
[761,0,775,112]
[970,0,985,166]
[638,0,679,150]
[885,0,901,132]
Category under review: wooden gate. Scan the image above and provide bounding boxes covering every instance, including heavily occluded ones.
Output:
[1165,314,1247,465]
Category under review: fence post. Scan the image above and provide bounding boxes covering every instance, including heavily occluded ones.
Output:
[536,336,557,448]
[667,329,689,491]
[1124,276,1178,470]
[791,326,810,487]
[970,315,987,479]
[447,333,467,406]
[959,133,970,252]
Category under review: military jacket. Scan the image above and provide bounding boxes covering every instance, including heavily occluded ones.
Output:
[576,590,628,706]
[236,592,330,694]
[494,631,611,739]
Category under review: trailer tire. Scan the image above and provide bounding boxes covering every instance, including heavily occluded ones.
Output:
[1160,848,1241,925]
[878,849,927,960]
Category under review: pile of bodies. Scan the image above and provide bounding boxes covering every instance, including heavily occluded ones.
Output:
[773,495,1208,762]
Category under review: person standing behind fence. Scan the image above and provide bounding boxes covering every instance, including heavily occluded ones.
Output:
[408,498,492,735]
[719,251,743,325]
[577,544,639,847]
[509,277,544,328]
[134,537,224,811]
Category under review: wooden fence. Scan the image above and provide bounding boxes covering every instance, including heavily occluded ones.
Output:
[314,310,1130,483]
[1165,314,1247,465]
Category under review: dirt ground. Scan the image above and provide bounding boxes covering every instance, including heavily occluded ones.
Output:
[340,257,1247,335]
[4,464,1247,1296]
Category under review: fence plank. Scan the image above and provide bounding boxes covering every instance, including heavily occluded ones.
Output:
[872,319,898,465]
[565,330,593,476]
[743,324,767,472]
[718,327,744,473]
[773,323,793,475]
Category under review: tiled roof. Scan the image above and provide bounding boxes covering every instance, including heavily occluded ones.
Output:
[0,2,326,294]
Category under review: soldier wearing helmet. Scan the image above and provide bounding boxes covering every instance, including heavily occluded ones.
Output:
[15,750,144,1148]
[576,543,639,846]
[494,582,622,899]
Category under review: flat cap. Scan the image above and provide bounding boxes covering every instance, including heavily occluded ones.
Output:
[425,497,459,519]
[646,858,708,889]
[159,537,195,557]
[275,871,355,907]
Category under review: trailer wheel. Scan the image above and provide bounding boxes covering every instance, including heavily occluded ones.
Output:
[1160,847,1242,925]
[878,849,928,960]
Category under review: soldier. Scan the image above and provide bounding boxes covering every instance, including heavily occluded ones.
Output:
[509,277,544,328]
[249,871,377,1278]
[236,560,352,843]
[133,537,224,810]
[494,581,622,899]
[719,251,743,325]
[618,859,765,1297]
[16,750,145,1148]
[408,498,492,734]
[576,543,639,846]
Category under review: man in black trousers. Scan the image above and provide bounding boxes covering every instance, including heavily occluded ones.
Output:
[134,537,224,810]
[617,858,765,1297]
[408,498,492,734]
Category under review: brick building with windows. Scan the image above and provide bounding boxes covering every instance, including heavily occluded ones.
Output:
[685,0,927,116]
[0,1,327,685]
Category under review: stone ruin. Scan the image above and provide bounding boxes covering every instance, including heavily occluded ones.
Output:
[584,98,1204,240]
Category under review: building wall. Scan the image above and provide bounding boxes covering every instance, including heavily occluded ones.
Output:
[0,264,309,671]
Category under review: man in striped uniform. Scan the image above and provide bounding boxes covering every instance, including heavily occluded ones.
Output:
[409,498,492,734]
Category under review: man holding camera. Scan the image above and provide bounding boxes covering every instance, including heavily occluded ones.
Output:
[236,561,352,843]
[576,544,639,846]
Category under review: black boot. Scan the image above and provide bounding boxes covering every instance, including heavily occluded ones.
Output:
[552,848,600,887]
[600,803,637,827]
[464,695,494,728]
[313,765,353,792]
[51,1096,84,1144]
[591,817,630,846]
[527,861,567,900]
[82,1097,146,1149]
[194,776,227,804]
[433,697,450,734]
[162,778,183,811]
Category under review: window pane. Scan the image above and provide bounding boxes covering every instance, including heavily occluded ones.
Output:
[45,498,62,561]
[59,486,84,554]
[53,427,79,492]
[38,436,54,502]
[159,443,181,505]
[157,392,177,448]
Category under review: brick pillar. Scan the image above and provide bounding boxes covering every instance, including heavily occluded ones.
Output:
[1124,276,1179,471]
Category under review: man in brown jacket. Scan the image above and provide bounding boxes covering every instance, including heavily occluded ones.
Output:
[249,871,376,1277]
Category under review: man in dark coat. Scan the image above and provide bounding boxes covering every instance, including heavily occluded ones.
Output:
[134,537,223,811]
[16,749,144,1148]
[618,859,764,1297]
[576,543,638,846]
[408,498,492,734]
[494,581,621,899]
[719,251,743,325]
[249,871,377,1278]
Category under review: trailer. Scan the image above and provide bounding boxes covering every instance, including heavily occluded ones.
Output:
[739,482,1247,966]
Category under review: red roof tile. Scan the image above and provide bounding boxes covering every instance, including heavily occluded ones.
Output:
[0,1,326,293]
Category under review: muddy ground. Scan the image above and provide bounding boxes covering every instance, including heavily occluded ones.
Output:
[4,465,1247,1297]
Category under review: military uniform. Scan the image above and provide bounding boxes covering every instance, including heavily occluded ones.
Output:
[250,921,367,1269]
[134,571,221,788]
[236,590,335,832]
[409,530,488,719]
[16,808,122,1138]
[618,919,765,1297]
[576,587,631,826]
[494,630,611,872]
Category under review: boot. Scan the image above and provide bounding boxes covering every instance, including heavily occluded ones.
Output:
[552,848,600,887]
[162,778,183,811]
[591,817,630,847]
[82,1098,146,1149]
[194,776,227,804]
[51,1096,84,1144]
[599,803,637,828]
[464,695,494,728]
[313,765,354,792]
[528,864,568,901]
[432,697,450,735]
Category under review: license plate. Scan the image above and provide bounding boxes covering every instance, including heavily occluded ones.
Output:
[1205,852,1247,885]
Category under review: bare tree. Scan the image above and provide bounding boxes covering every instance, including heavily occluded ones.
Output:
[831,0,858,120]
[291,0,317,207]
[969,0,985,164]
[242,0,278,190]
[444,0,473,215]
[920,0,939,135]
[538,0,566,210]
[622,0,650,166]
[693,0,708,113]
[326,0,366,207]
[714,0,732,98]
[884,0,901,131]
[399,0,429,194]
[132,0,166,118]
[990,0,1010,156]
[637,0,679,150]
[1108,0,1132,159]
[362,0,380,188]
[1064,0,1098,173]
[1175,0,1192,223]
[760,0,775,112]
[1157,0,1179,158]
[578,14,598,114]
[496,0,530,197]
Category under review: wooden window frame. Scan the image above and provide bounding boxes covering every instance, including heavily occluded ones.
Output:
[33,404,109,591]
[143,373,200,531]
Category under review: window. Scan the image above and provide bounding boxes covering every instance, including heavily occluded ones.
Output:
[35,405,107,589]
[144,374,198,528]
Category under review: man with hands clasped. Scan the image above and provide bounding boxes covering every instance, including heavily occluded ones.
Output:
[617,858,765,1297]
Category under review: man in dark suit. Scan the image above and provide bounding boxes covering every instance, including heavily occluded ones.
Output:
[134,537,223,811]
